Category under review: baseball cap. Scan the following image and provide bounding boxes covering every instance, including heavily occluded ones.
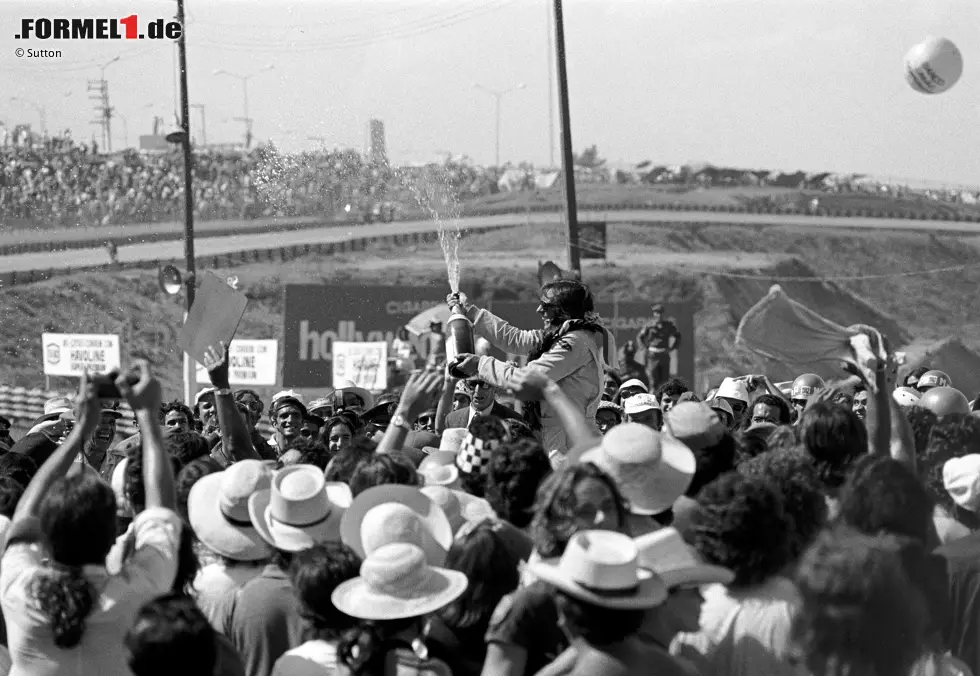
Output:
[619,379,649,393]
[272,390,305,405]
[624,393,660,415]
[194,387,217,407]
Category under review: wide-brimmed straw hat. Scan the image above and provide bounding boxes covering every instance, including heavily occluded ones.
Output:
[420,485,496,534]
[340,484,453,565]
[335,382,375,411]
[331,542,468,621]
[634,527,734,588]
[580,423,695,515]
[190,460,275,561]
[529,530,666,610]
[247,465,352,552]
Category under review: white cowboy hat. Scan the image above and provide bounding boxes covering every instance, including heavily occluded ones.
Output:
[634,527,734,588]
[331,542,468,621]
[420,485,496,535]
[715,378,749,405]
[529,530,667,610]
[247,465,352,553]
[189,460,275,561]
[580,423,695,516]
[340,484,453,566]
[336,382,375,411]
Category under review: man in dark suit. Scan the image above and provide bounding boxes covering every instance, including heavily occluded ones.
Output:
[444,378,523,429]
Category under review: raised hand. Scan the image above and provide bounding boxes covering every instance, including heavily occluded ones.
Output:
[116,360,162,413]
[203,342,231,390]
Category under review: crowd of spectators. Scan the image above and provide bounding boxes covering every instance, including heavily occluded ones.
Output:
[1,133,976,230]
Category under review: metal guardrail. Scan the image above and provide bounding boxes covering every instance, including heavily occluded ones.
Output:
[2,198,978,258]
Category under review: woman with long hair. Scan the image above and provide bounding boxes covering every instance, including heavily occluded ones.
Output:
[481,463,630,676]
[447,280,616,457]
[1,364,180,676]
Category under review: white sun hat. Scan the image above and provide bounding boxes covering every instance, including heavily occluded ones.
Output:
[189,459,275,561]
[634,527,734,588]
[247,465,352,552]
[529,530,667,610]
[331,542,469,621]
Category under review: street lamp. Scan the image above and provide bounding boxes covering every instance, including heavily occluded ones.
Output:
[115,111,129,149]
[9,97,47,137]
[98,56,121,151]
[473,82,526,167]
[213,64,274,149]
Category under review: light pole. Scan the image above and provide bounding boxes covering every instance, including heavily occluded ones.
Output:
[9,97,47,137]
[553,0,580,276]
[214,65,274,149]
[175,0,196,405]
[474,82,526,167]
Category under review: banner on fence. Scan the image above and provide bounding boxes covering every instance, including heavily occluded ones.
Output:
[42,333,121,377]
[332,341,387,391]
[195,340,278,386]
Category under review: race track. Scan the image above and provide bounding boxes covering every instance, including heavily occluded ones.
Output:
[0,208,975,275]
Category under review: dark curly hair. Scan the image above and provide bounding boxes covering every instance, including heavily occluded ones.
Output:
[440,521,521,637]
[793,527,928,676]
[904,405,938,457]
[164,431,211,469]
[324,435,377,484]
[798,402,868,491]
[734,426,772,465]
[174,457,221,524]
[655,377,690,402]
[529,463,629,558]
[739,448,827,561]
[686,432,736,499]
[289,542,361,642]
[348,453,420,497]
[766,424,799,453]
[484,438,552,528]
[838,455,935,545]
[919,413,980,531]
[0,452,38,488]
[0,475,25,519]
[158,400,194,425]
[125,593,216,676]
[554,590,646,647]
[690,472,792,587]
[34,471,117,648]
[745,394,791,428]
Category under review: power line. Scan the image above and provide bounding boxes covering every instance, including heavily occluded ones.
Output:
[194,0,517,53]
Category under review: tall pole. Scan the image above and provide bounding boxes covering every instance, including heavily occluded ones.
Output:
[553,0,580,276]
[176,0,197,405]
[546,1,555,167]
[242,78,251,149]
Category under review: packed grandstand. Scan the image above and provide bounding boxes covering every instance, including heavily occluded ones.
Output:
[3,134,980,229]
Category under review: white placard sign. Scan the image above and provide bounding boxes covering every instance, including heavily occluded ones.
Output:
[195,339,278,386]
[42,333,121,377]
[332,341,387,391]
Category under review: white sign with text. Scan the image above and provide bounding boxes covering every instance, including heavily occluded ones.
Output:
[195,339,278,385]
[42,333,121,377]
[332,341,387,391]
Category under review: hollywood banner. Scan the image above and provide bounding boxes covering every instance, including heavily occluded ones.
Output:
[282,284,694,388]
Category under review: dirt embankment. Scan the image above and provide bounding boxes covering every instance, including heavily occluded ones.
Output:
[1,222,976,397]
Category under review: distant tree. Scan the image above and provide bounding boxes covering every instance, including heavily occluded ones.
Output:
[574,145,605,169]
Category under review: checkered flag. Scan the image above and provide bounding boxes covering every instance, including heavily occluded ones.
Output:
[455,433,499,475]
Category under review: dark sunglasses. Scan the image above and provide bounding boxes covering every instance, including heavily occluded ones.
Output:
[300,429,314,438]
[241,400,263,413]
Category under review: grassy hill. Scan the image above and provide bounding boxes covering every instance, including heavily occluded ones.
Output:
[2,219,978,402]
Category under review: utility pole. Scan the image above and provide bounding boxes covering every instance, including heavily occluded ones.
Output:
[176,0,197,405]
[553,0,581,277]
[474,82,526,167]
[546,1,556,167]
[88,57,120,152]
[190,103,207,146]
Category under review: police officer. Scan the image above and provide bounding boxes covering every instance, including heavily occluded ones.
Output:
[637,303,681,391]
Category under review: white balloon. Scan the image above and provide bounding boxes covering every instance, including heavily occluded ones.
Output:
[905,36,964,94]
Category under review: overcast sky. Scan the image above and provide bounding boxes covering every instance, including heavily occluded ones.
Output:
[2,0,979,185]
